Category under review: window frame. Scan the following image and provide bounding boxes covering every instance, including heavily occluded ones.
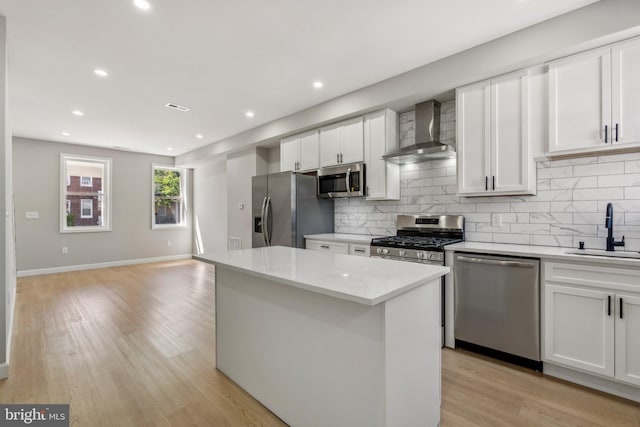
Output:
[60,154,112,233]
[80,199,93,218]
[152,164,188,229]
[80,176,93,187]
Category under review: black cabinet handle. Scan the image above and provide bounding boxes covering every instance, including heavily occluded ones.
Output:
[608,295,611,316]
[492,176,496,191]
[605,125,608,143]
[620,297,624,319]
[615,123,619,142]
[485,176,488,191]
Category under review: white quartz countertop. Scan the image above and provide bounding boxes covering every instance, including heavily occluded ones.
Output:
[446,242,640,267]
[304,233,383,244]
[195,246,448,306]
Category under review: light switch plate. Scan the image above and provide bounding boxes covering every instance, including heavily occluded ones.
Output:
[25,211,39,219]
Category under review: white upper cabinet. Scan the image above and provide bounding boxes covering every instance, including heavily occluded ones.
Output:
[457,70,535,196]
[612,37,640,148]
[280,130,319,172]
[548,37,640,155]
[457,80,491,194]
[364,109,400,200]
[319,117,364,167]
[548,48,611,153]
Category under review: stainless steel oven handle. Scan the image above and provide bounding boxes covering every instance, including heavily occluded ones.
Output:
[260,196,268,246]
[456,255,534,268]
[345,167,351,196]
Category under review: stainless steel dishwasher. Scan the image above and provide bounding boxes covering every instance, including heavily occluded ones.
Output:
[454,252,541,369]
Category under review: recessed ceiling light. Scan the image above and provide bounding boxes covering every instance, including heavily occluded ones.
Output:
[313,81,324,89]
[61,132,70,136]
[72,110,84,116]
[167,147,174,151]
[94,69,109,77]
[133,0,151,10]
[195,134,203,139]
[165,103,191,112]
[246,111,255,118]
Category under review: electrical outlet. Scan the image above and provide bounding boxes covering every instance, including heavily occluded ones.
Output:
[25,211,39,219]
[492,214,502,227]
[61,246,69,254]
[167,240,172,247]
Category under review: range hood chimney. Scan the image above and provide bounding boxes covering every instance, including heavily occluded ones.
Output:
[382,100,455,164]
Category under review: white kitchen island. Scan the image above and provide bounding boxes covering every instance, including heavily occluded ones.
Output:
[194,246,448,427]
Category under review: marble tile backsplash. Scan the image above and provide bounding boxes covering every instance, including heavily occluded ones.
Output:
[335,101,640,251]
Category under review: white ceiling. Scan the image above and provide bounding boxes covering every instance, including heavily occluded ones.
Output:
[0,0,597,157]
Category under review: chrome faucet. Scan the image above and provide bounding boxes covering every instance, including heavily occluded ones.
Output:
[605,203,625,252]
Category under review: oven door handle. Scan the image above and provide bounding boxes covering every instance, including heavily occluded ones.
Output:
[456,256,534,268]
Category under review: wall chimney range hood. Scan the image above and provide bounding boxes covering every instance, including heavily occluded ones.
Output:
[382,100,455,164]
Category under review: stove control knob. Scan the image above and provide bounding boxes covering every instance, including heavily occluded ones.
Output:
[376,248,383,254]
[382,248,389,255]
[426,252,433,260]
[417,252,424,259]
[398,250,406,256]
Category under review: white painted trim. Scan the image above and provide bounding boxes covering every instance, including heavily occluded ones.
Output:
[16,254,193,277]
[6,285,16,366]
[544,362,640,403]
[0,363,8,380]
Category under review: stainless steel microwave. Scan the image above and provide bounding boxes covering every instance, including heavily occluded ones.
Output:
[317,162,365,198]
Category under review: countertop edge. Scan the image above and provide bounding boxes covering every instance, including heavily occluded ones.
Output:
[445,242,640,268]
[303,233,382,244]
[193,253,449,306]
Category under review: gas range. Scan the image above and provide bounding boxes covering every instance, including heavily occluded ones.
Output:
[371,215,464,265]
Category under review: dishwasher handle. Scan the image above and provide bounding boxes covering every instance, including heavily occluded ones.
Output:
[456,255,535,268]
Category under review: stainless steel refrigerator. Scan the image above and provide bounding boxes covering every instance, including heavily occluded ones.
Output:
[252,171,334,248]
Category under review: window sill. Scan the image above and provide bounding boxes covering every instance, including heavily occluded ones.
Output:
[152,224,188,230]
[60,226,112,234]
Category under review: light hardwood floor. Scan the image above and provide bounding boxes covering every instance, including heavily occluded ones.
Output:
[1,260,638,426]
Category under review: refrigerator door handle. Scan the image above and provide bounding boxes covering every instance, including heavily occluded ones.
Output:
[345,167,351,196]
[265,196,272,246]
[260,196,268,246]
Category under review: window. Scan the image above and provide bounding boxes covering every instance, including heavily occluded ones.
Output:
[152,164,187,228]
[80,199,93,218]
[61,154,111,232]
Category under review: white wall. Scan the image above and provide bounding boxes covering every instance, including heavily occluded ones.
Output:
[226,148,268,249]
[0,15,14,377]
[193,160,228,254]
[13,137,193,272]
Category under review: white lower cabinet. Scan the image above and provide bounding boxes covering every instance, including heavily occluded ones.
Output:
[544,284,614,377]
[306,238,371,257]
[615,293,640,386]
[543,261,640,389]
[305,239,348,254]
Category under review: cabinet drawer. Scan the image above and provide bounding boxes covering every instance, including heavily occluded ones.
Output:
[349,244,370,257]
[306,240,349,254]
[544,261,640,293]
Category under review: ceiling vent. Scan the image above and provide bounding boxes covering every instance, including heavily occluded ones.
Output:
[165,102,191,112]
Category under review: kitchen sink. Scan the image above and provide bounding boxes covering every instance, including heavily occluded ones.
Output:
[565,249,640,259]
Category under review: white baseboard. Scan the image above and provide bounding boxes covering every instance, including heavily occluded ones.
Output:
[16,254,193,277]
[544,362,640,403]
[0,362,8,380]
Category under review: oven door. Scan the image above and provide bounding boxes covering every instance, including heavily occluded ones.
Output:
[317,163,365,198]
